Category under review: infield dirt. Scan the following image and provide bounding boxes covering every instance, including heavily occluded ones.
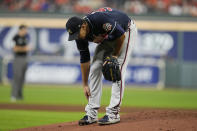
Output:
[1,104,196,131]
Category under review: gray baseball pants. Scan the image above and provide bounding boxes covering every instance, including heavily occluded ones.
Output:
[85,21,138,119]
[11,56,28,99]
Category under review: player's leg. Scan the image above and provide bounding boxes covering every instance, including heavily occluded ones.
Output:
[11,56,23,101]
[18,57,28,100]
[85,59,103,118]
[79,44,105,125]
[11,57,18,101]
[99,22,138,125]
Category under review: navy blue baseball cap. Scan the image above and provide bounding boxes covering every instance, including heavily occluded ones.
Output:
[66,16,83,41]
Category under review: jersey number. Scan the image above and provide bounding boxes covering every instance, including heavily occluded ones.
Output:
[96,7,112,12]
[91,7,112,14]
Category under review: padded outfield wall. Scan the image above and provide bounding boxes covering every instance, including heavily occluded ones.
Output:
[0,17,197,88]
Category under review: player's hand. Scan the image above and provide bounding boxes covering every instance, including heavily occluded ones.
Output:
[25,45,31,51]
[83,85,91,100]
[103,56,118,66]
[93,35,105,43]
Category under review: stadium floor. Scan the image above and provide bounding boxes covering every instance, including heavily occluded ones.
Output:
[1,103,196,131]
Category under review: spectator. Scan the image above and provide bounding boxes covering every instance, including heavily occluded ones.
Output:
[168,0,183,15]
[124,0,147,14]
[11,25,30,102]
[0,0,197,17]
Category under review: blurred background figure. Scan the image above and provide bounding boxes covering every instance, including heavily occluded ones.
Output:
[0,0,197,16]
[11,25,30,102]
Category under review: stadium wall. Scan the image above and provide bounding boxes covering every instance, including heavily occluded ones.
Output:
[0,17,197,88]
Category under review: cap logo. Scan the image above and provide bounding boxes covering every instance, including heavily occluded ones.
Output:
[103,23,112,32]
[68,29,72,34]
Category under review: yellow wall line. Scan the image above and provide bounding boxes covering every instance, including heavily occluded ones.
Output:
[0,18,197,31]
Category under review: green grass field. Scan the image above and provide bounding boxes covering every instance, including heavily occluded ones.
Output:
[0,110,101,131]
[0,84,197,131]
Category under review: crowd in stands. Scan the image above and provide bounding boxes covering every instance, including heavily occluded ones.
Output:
[0,0,197,16]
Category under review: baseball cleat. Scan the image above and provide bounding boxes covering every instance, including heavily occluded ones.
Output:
[98,115,120,125]
[11,97,17,102]
[78,115,97,126]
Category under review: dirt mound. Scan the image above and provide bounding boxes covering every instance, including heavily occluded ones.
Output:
[14,109,197,131]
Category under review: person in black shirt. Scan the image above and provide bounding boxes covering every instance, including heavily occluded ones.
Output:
[11,25,30,102]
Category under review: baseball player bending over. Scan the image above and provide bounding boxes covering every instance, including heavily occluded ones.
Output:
[66,7,137,125]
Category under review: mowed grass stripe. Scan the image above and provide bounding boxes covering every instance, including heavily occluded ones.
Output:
[0,84,197,109]
[0,109,97,131]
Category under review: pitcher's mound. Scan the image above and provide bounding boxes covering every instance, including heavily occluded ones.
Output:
[15,109,197,131]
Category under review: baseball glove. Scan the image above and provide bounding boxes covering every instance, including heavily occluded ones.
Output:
[102,56,121,82]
